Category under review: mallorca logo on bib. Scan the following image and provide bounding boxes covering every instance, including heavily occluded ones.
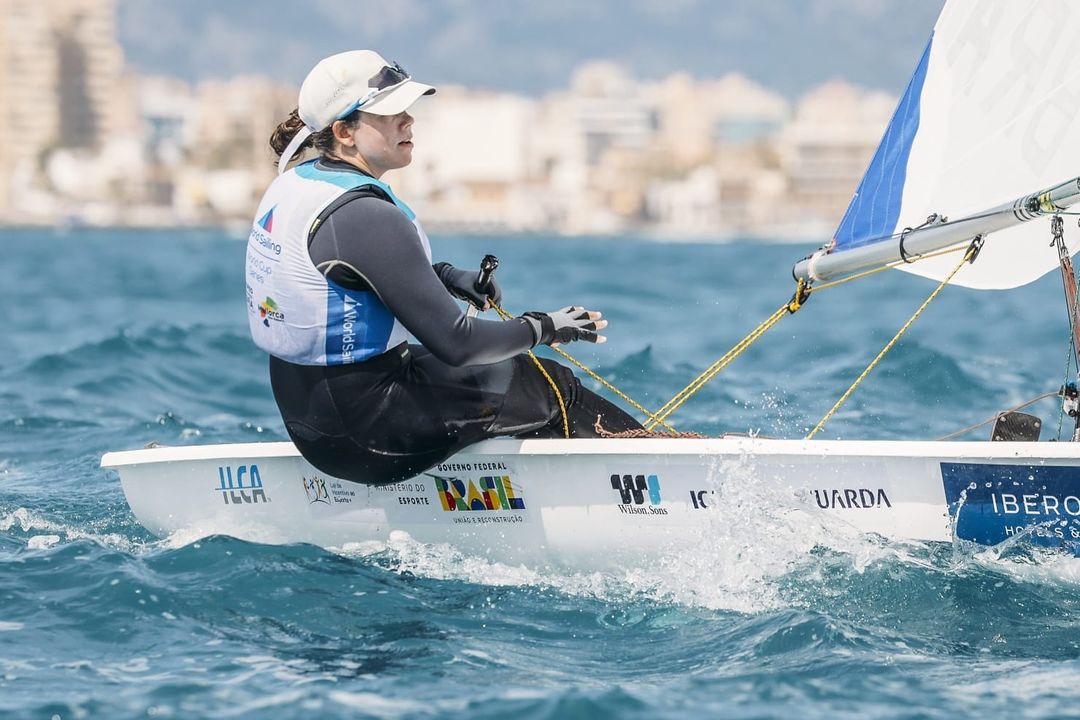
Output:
[259,297,284,327]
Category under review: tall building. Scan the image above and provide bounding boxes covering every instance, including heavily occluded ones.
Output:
[780,80,895,229]
[0,0,126,218]
[52,0,125,149]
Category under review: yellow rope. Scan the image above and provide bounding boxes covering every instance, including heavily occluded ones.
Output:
[643,278,811,430]
[642,245,973,427]
[479,239,974,436]
[805,242,979,439]
[490,302,678,433]
[547,344,680,432]
[524,350,570,438]
[645,305,789,430]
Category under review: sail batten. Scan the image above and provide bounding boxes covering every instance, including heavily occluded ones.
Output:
[806,0,1080,290]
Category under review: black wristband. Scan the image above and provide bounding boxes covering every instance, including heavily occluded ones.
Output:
[521,312,555,345]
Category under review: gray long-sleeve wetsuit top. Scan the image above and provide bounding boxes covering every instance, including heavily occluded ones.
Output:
[305,159,535,367]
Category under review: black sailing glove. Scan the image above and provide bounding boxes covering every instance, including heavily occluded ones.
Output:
[433,262,503,311]
[521,306,607,346]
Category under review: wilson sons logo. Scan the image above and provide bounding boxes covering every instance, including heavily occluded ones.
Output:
[610,474,668,516]
[429,474,526,525]
[216,464,270,505]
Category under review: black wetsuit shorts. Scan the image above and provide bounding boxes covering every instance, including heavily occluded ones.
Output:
[270,344,641,485]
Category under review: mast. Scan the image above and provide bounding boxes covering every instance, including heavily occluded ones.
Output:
[1051,214,1080,440]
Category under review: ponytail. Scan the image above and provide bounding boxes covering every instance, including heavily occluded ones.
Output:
[269,107,364,170]
[269,109,312,158]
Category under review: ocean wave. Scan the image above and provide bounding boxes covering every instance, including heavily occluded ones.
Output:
[2,324,279,441]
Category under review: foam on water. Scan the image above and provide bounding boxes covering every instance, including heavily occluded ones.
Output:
[0,507,143,555]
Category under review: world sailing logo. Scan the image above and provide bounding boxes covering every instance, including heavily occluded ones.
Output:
[250,205,282,256]
[215,464,269,505]
[257,206,275,233]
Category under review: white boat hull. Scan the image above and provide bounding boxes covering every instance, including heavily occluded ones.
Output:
[100,438,1080,567]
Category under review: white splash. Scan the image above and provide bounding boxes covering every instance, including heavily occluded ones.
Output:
[332,451,896,615]
[1,507,142,553]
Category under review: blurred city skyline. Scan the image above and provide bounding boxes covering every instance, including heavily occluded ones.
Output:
[116,0,944,97]
[0,0,947,238]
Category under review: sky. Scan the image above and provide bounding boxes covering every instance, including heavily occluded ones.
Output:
[116,0,946,97]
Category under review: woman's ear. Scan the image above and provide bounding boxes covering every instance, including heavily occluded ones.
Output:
[331,119,356,147]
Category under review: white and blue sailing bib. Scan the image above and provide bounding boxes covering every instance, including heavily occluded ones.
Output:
[245,160,431,365]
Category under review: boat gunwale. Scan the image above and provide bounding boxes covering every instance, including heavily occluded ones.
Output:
[100,436,1080,468]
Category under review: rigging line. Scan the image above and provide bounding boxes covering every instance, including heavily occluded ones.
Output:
[487,304,569,437]
[1057,336,1072,441]
[488,236,970,434]
[806,240,982,440]
[488,302,675,433]
[526,350,570,439]
[646,243,973,429]
[645,305,792,430]
[642,279,809,430]
[546,343,679,433]
[935,390,1060,442]
[1057,264,1080,440]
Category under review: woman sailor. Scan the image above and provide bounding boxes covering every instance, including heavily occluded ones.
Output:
[247,50,643,485]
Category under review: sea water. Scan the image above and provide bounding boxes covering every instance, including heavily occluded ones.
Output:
[3,227,1080,719]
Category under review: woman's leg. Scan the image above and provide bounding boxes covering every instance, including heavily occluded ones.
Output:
[507,357,644,438]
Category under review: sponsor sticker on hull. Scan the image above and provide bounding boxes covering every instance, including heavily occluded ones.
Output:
[609,473,669,516]
[809,487,892,510]
[371,479,431,507]
[425,469,528,526]
[215,464,270,506]
[941,462,1080,549]
[303,475,357,506]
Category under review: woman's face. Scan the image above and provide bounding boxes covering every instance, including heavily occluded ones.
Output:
[336,111,414,178]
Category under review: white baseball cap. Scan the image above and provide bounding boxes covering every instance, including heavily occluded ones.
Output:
[278,50,436,173]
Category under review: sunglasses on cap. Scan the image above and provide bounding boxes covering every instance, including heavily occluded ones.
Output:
[336,61,411,119]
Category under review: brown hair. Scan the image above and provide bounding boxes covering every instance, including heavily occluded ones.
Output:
[269,108,362,163]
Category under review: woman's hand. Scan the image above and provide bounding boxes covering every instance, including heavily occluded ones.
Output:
[521,307,607,346]
[433,262,503,311]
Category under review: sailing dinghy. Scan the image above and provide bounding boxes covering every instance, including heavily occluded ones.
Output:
[102,0,1080,567]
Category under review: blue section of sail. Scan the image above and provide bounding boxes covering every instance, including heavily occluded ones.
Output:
[833,33,934,251]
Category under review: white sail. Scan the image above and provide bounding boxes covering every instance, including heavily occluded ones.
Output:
[829,0,1080,289]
